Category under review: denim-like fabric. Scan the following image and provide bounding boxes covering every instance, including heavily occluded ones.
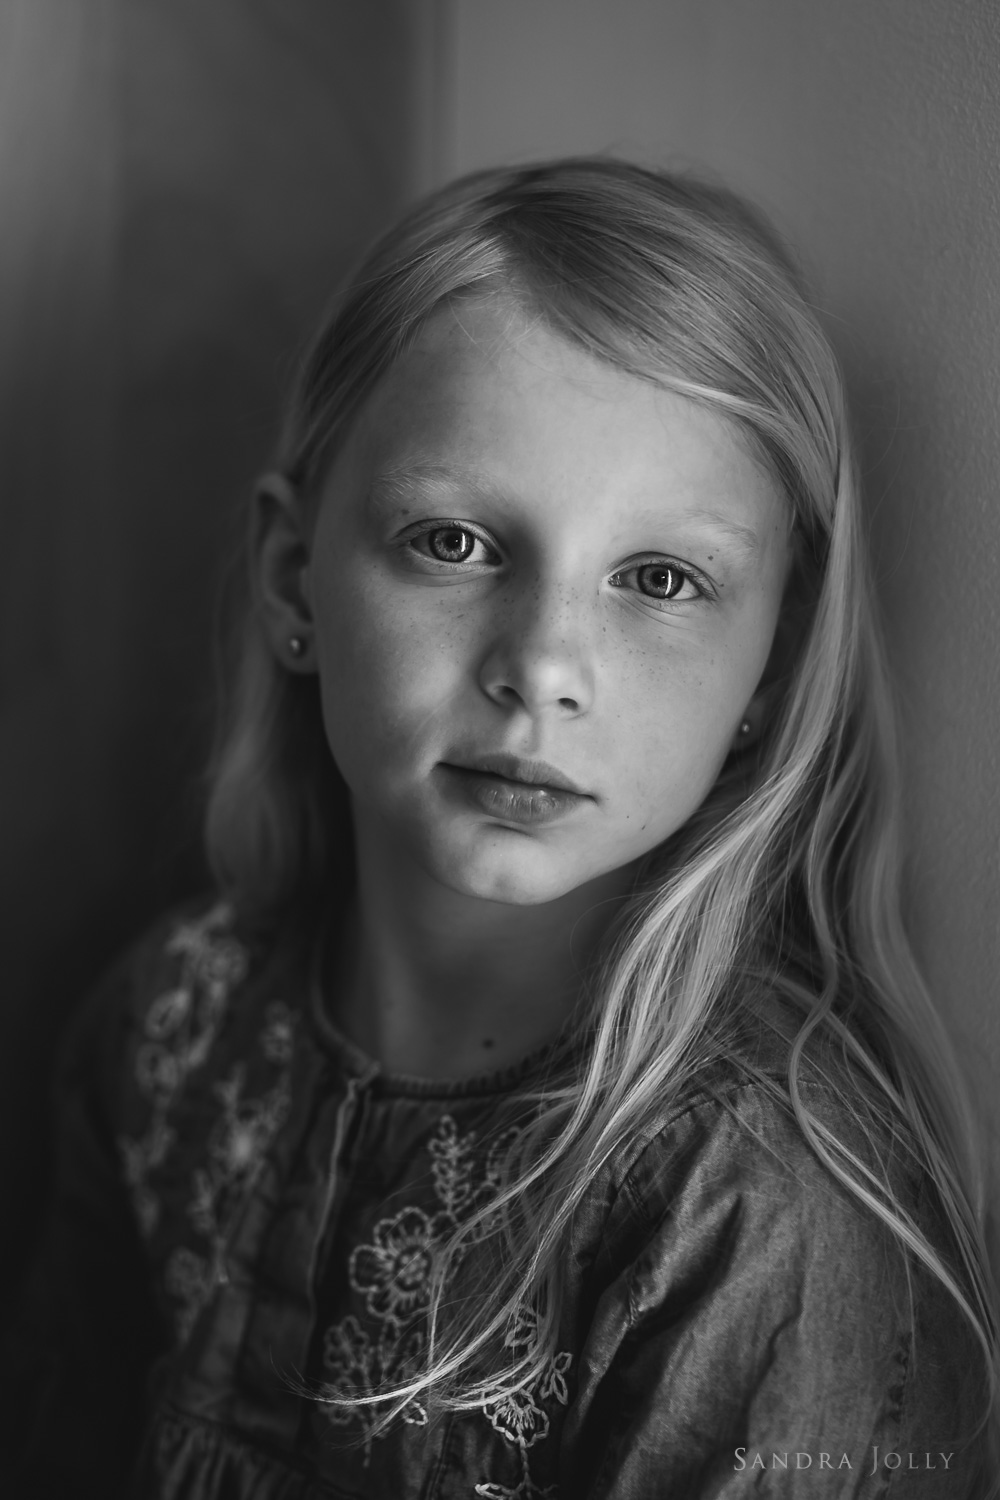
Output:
[2,900,989,1499]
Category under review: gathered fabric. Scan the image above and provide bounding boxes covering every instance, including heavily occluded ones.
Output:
[2,899,987,1499]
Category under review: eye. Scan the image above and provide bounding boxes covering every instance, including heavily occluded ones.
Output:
[427,525,476,562]
[609,557,709,605]
[407,523,498,567]
[636,563,685,599]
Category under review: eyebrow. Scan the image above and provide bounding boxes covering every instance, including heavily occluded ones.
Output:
[367,463,500,513]
[672,511,763,559]
[368,464,766,559]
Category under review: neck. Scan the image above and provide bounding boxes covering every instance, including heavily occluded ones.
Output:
[328,807,633,1080]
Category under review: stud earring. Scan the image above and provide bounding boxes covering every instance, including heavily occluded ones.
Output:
[739,720,752,737]
[288,635,306,658]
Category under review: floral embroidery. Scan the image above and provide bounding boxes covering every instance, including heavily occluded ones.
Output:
[318,1116,571,1497]
[474,1308,572,1497]
[117,904,297,1342]
[322,1316,429,1445]
[119,1114,174,1238]
[188,1060,292,1240]
[351,1206,441,1324]
[260,1000,296,1065]
[428,1114,520,1225]
[163,1245,214,1345]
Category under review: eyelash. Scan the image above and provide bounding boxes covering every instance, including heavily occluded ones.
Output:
[404,521,499,567]
[402,523,713,604]
[608,558,712,605]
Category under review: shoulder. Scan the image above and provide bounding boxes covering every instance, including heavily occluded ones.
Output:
[566,1011,989,1491]
[610,1008,931,1313]
[100,897,313,1332]
[60,896,301,1133]
[614,985,921,1226]
[619,1073,901,1234]
[612,1073,925,1366]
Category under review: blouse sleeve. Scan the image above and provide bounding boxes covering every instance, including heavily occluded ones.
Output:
[0,943,168,1500]
[560,1085,991,1499]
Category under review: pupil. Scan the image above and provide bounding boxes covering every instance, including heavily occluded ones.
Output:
[430,527,474,562]
[637,563,680,598]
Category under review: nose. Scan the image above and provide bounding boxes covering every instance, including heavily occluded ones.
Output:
[477,580,595,718]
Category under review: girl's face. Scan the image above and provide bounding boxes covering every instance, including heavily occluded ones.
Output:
[301,297,792,905]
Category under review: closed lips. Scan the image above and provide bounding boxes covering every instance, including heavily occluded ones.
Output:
[443,756,589,796]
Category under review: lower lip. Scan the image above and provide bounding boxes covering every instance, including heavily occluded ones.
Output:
[439,766,589,826]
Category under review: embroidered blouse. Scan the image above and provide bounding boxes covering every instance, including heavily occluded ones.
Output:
[2,899,989,1498]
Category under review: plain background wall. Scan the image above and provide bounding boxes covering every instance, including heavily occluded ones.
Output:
[429,0,1000,1171]
[0,0,414,1299]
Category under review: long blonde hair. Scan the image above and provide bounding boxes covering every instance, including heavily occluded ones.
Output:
[206,159,997,1448]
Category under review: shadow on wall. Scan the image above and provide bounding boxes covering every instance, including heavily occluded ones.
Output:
[0,0,413,1303]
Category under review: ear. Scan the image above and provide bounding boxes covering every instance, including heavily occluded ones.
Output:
[730,679,782,752]
[250,471,317,673]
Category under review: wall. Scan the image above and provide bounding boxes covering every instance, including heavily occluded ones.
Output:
[0,0,413,1295]
[434,0,1000,1142]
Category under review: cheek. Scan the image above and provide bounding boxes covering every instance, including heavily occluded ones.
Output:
[610,625,726,730]
[605,629,762,813]
[311,564,465,763]
[615,664,728,800]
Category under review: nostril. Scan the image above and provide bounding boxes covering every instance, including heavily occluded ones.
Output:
[558,697,579,711]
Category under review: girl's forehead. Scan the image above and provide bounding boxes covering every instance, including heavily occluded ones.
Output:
[373,294,565,416]
[322,293,791,562]
[357,295,737,464]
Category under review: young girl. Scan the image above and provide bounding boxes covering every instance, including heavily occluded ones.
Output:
[6,158,997,1498]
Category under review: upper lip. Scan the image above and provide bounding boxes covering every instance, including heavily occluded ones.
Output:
[445,752,590,796]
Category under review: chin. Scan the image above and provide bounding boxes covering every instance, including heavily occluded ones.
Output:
[427,835,591,907]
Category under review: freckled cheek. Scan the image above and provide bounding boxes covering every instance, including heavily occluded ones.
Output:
[602,648,738,805]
